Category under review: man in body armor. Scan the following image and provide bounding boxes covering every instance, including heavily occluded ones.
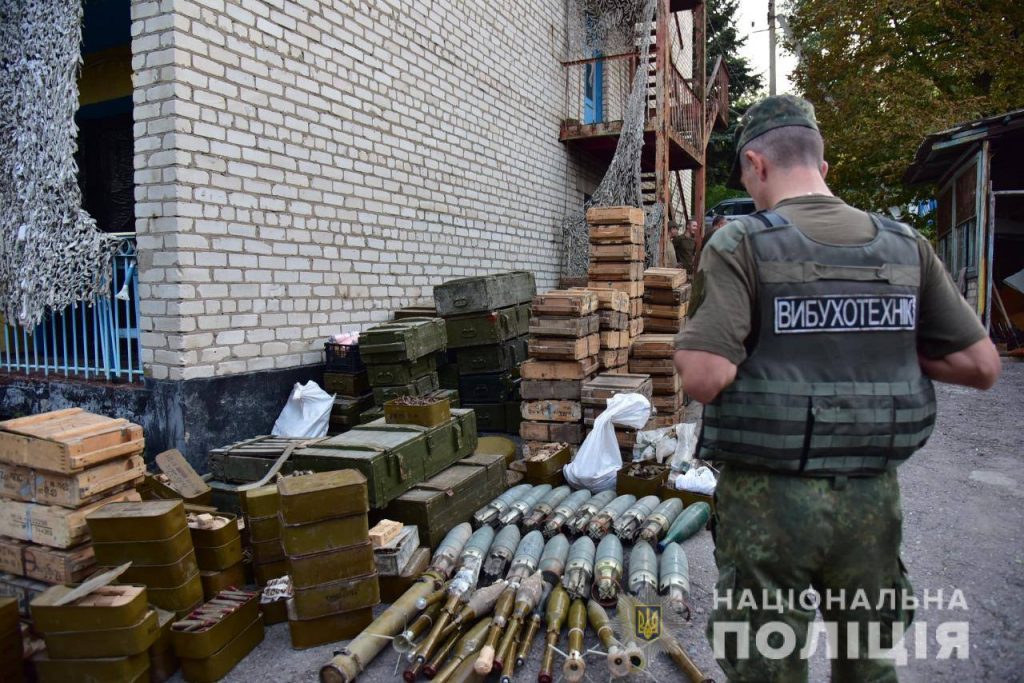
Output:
[674,95,1000,682]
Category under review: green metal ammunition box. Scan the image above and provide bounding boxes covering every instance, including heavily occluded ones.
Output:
[504,400,523,433]
[209,437,309,485]
[524,444,571,481]
[149,608,178,683]
[459,371,519,403]
[189,514,239,550]
[242,486,278,519]
[113,550,199,587]
[86,500,186,543]
[278,470,369,526]
[366,354,437,386]
[246,514,280,543]
[92,526,194,567]
[171,592,259,660]
[359,406,385,424]
[31,584,148,633]
[252,558,287,586]
[394,305,437,319]
[322,371,370,397]
[381,452,506,550]
[453,337,528,374]
[433,271,536,317]
[145,572,204,615]
[287,541,376,589]
[259,599,288,625]
[292,430,430,509]
[357,418,462,480]
[34,651,150,683]
[329,393,375,427]
[444,303,532,349]
[379,547,430,603]
[289,571,380,620]
[42,608,159,659]
[287,607,373,650]
[371,372,440,405]
[450,408,479,457]
[178,614,263,683]
[425,388,461,408]
[438,362,460,391]
[250,537,284,564]
[463,403,506,432]
[193,536,243,572]
[280,514,369,557]
[359,318,447,364]
[474,436,517,466]
[199,562,246,601]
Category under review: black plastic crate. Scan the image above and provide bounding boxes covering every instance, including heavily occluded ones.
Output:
[324,341,365,373]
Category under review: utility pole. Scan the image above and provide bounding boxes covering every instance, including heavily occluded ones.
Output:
[768,0,777,95]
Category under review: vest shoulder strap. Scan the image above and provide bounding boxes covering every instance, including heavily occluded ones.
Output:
[750,210,789,229]
[712,211,788,254]
[871,213,920,241]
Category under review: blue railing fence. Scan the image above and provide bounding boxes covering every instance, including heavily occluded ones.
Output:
[0,234,142,382]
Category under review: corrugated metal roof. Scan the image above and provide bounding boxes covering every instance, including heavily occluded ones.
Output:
[903,109,1024,185]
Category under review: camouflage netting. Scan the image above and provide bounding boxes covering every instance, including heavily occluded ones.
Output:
[0,0,114,328]
[562,0,664,279]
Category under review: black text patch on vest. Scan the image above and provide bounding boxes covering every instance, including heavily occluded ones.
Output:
[774,294,917,334]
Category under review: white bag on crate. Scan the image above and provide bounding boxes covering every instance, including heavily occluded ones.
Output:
[564,393,652,492]
[271,381,334,438]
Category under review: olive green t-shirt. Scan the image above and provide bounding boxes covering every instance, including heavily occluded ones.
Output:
[675,194,987,364]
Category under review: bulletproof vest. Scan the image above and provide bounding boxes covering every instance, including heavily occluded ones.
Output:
[700,211,936,475]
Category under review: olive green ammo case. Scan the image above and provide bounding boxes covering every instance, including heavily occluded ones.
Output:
[459,371,520,403]
[433,271,536,317]
[365,355,437,385]
[371,373,440,405]
[444,303,531,349]
[359,318,447,364]
[360,407,478,477]
[453,337,528,374]
[290,430,429,509]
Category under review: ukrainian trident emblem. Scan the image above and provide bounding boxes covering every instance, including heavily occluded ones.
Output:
[634,604,661,642]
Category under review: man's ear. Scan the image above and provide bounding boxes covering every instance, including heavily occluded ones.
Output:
[745,149,767,181]
[820,160,829,180]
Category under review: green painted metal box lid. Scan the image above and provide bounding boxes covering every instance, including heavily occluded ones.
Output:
[433,271,536,317]
[277,470,369,526]
[359,318,447,363]
[444,302,531,349]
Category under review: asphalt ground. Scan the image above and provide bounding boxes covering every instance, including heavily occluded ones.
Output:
[181,359,1024,683]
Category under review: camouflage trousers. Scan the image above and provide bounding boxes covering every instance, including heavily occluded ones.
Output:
[707,465,914,683]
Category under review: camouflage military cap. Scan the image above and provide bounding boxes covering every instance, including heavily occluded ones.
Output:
[727,95,820,189]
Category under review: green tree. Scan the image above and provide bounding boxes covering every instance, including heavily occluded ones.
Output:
[705,0,764,198]
[784,0,1024,216]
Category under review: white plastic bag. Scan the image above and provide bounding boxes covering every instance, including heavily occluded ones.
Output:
[634,426,676,463]
[271,381,334,438]
[565,393,652,492]
[669,422,699,471]
[671,465,717,494]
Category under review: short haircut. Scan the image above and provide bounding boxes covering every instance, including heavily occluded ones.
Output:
[740,125,824,172]
[712,215,727,227]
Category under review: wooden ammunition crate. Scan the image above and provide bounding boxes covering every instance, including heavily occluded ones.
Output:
[531,291,598,317]
[586,206,645,226]
[520,357,599,381]
[643,268,687,290]
[520,400,583,423]
[0,409,144,474]
[587,280,644,298]
[629,334,677,358]
[527,334,600,361]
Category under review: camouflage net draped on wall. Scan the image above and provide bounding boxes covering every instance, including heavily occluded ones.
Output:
[562,0,663,279]
[0,0,114,328]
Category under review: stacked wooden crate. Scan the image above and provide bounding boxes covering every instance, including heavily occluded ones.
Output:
[630,334,685,427]
[434,271,536,434]
[279,471,379,649]
[643,267,690,334]
[0,409,145,600]
[322,339,373,436]
[587,206,646,346]
[582,373,655,457]
[87,500,204,616]
[519,289,600,454]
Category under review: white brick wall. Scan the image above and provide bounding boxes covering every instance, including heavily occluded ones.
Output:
[132,0,599,380]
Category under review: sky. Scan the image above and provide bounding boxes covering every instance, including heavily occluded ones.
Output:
[732,0,799,96]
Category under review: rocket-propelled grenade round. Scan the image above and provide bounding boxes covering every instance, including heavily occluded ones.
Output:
[538,584,570,683]
[522,485,572,531]
[561,536,596,600]
[473,484,533,528]
[565,490,615,536]
[562,598,588,683]
[481,525,521,587]
[499,484,553,527]
[659,542,690,615]
[613,495,660,541]
[592,534,624,606]
[587,600,629,678]
[627,541,659,601]
[586,494,636,540]
[431,617,493,683]
[542,489,592,538]
[637,498,684,544]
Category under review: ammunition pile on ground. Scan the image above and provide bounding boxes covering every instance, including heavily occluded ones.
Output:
[278,471,380,648]
[322,337,373,435]
[520,289,600,453]
[630,333,686,428]
[0,409,145,605]
[434,271,536,434]
[170,588,263,682]
[643,267,691,334]
[362,317,447,412]
[586,206,648,368]
[86,500,204,616]
[582,373,655,458]
[187,512,245,601]
[321,484,715,683]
